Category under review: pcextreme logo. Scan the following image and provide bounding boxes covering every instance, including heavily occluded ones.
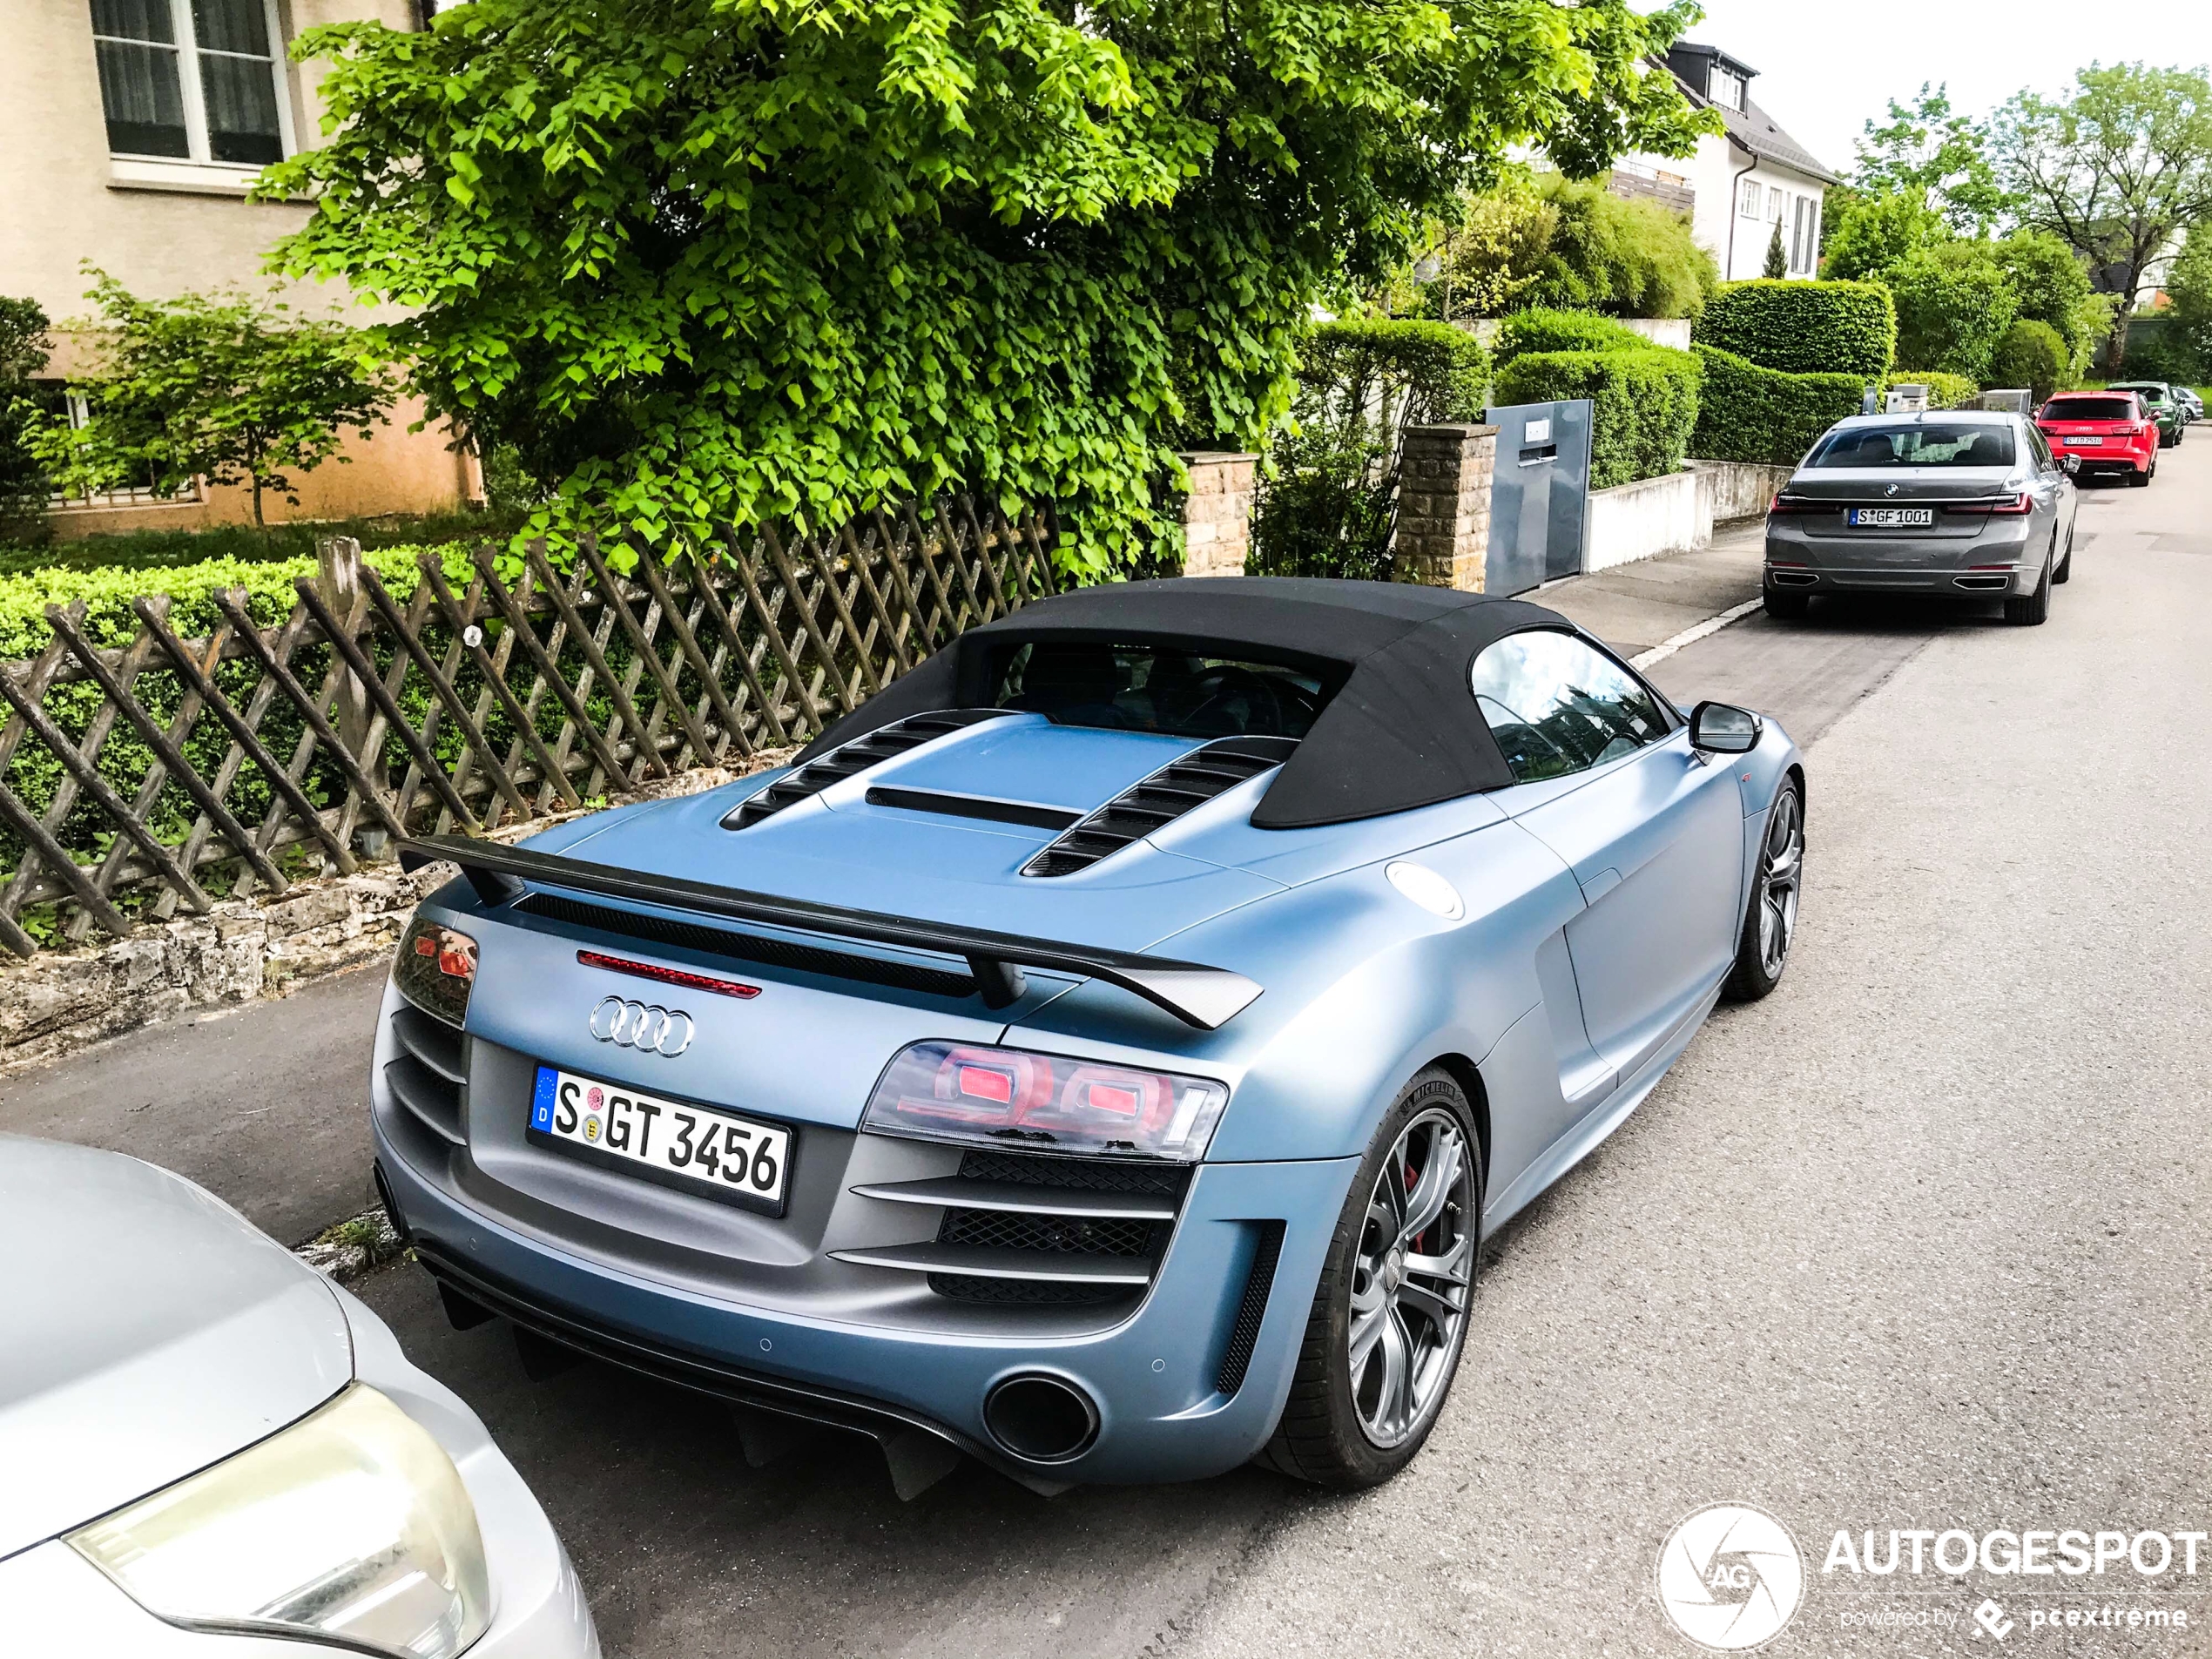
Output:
[1656,1503,1806,1650]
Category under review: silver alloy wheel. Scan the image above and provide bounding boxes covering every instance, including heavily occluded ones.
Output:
[1757,789,1804,978]
[1346,1108,1474,1448]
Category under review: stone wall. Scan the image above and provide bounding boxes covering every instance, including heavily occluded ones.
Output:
[1395,424,1499,590]
[0,750,794,1078]
[1178,452,1260,577]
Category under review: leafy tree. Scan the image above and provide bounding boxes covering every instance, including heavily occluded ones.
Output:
[1851,84,2012,235]
[1991,64,2212,368]
[1416,172,1716,320]
[1883,243,2017,381]
[0,297,52,537]
[1822,190,1948,282]
[261,0,1714,575]
[1763,219,1788,280]
[33,273,397,528]
[2164,222,2212,379]
[1986,319,2069,401]
[1990,229,2113,378]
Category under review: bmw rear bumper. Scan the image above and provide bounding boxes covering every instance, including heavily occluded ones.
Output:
[374,1118,1357,1486]
[1765,521,2044,597]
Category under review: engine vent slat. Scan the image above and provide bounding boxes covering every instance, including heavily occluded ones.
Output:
[1022,736,1298,878]
[723,708,1016,829]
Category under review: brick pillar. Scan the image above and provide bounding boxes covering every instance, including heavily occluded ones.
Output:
[1393,424,1498,591]
[1177,451,1259,577]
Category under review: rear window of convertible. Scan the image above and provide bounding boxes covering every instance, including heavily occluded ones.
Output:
[989,642,1336,739]
[1806,424,2018,468]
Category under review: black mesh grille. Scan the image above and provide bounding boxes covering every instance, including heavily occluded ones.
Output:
[926,1274,1133,1306]
[940,1208,1157,1258]
[957,1150,1188,1197]
[1022,737,1298,878]
[1215,1221,1285,1397]
[725,710,1015,829]
[516,892,976,1000]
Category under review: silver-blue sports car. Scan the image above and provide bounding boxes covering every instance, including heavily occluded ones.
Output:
[372,579,1805,1493]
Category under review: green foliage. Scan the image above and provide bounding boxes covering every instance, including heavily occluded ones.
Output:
[2116,326,2198,386]
[1822,190,1949,282]
[1688,347,1865,467]
[262,0,1712,577]
[0,510,522,578]
[30,272,399,529]
[1851,84,2013,235]
[2162,224,2212,381]
[1882,244,2017,381]
[1884,370,1979,409]
[1693,281,1896,380]
[1986,320,2069,402]
[1522,174,1717,319]
[1490,346,1700,489]
[1990,228,2111,379]
[0,296,52,539]
[1762,222,1788,282]
[1493,307,1649,362]
[1992,64,2212,367]
[1251,320,1489,579]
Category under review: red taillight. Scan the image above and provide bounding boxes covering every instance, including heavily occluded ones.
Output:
[1768,493,1822,516]
[576,949,760,999]
[395,917,477,1028]
[862,1041,1230,1160]
[1946,494,2033,517]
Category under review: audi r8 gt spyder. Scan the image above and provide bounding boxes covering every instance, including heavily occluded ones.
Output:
[371,579,1805,1492]
[0,1136,599,1658]
[1765,410,2078,624]
[2036,391,2161,486]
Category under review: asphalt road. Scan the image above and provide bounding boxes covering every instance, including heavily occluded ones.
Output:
[8,455,2205,1655]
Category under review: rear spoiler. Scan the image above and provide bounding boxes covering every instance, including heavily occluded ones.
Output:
[395,835,1264,1032]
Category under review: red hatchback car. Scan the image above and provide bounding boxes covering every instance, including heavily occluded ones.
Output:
[2036,392,2159,486]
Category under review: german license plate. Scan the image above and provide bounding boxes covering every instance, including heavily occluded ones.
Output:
[2062,435,2104,447]
[1847,508,1934,528]
[529,1066,791,1215]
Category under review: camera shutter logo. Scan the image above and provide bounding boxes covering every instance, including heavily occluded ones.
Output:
[1656,1503,1804,1650]
[588,996,695,1057]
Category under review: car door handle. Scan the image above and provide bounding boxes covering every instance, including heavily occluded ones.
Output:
[1581,867,1622,903]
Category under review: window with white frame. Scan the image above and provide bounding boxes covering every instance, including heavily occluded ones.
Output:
[44,390,203,509]
[1791,197,1816,274]
[1767,185,1785,222]
[90,0,292,167]
[1737,177,1763,219]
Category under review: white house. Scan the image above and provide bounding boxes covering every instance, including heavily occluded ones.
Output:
[1613,42,1839,284]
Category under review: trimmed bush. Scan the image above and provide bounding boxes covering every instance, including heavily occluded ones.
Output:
[1884,371,1979,410]
[1883,245,2015,382]
[1689,347,1865,467]
[1693,280,1897,380]
[1493,307,1651,364]
[1492,347,1703,490]
[1986,320,2069,403]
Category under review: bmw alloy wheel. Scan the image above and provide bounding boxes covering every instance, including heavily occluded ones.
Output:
[1347,1109,1475,1448]
[1757,787,1803,979]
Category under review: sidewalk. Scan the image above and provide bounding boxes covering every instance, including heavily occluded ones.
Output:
[1535,518,1766,658]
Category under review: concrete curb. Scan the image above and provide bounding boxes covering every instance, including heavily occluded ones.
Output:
[1629,596,1765,671]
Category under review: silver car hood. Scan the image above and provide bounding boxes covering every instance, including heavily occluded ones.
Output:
[0,1136,352,1560]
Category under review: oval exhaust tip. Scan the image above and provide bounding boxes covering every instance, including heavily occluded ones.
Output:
[983,1374,1100,1465]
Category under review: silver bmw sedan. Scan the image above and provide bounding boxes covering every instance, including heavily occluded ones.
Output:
[1762,411,2079,626]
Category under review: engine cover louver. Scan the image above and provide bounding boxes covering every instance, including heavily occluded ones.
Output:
[1021,735,1299,878]
[722,709,1016,830]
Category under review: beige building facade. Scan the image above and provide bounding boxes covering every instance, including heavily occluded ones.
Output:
[3,0,482,536]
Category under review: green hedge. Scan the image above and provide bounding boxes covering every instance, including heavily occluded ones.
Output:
[1493,347,1703,490]
[1693,280,1897,381]
[1688,347,1865,467]
[1986,321,2069,404]
[1885,371,1979,410]
[1492,307,1651,365]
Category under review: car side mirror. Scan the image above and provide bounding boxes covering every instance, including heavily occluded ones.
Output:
[2063,454,2080,475]
[1690,702,1762,755]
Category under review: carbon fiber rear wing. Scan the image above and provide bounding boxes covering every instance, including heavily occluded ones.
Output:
[396,835,1264,1031]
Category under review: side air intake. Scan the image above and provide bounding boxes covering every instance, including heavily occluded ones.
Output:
[1022,736,1298,878]
[723,710,1015,830]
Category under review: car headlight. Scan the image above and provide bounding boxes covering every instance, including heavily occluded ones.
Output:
[68,1385,491,1659]
[861,1039,1229,1161]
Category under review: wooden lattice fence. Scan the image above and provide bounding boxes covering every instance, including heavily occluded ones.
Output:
[0,496,1056,958]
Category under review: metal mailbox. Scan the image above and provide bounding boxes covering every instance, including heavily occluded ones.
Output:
[1483,398,1593,597]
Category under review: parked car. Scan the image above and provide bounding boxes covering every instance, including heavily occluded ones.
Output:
[2105,381,2186,446]
[1764,410,2078,626]
[0,1136,599,1658]
[2037,391,2161,485]
[2175,387,2205,422]
[370,581,1805,1493]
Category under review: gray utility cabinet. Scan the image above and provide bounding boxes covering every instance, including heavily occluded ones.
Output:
[1482,399,1593,598]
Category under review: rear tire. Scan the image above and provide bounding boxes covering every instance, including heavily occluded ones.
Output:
[1723,779,1804,1002]
[1259,1067,1480,1491]
[2131,456,2155,487]
[1763,588,1811,620]
[2005,554,2052,625]
[2053,527,2074,584]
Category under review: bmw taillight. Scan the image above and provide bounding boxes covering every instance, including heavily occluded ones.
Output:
[1767,493,1823,516]
[1945,494,2033,516]
[394,916,477,1028]
[861,1041,1229,1161]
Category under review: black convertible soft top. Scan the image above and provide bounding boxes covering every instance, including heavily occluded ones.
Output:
[796,577,1575,828]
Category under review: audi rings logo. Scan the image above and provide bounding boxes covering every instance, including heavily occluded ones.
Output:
[588,996,695,1057]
